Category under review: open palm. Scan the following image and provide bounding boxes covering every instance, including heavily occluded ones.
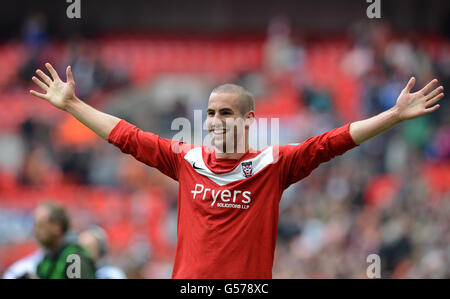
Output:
[30,63,77,111]
[395,77,444,121]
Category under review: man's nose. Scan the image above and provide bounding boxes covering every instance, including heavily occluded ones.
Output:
[211,115,225,128]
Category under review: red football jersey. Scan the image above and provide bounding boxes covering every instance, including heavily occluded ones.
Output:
[108,120,359,278]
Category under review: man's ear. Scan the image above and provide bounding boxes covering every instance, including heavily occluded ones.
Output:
[244,111,255,127]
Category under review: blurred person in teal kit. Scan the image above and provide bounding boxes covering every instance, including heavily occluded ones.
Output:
[34,201,96,279]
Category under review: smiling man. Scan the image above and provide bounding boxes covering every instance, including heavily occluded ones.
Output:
[30,63,445,278]
[206,83,255,158]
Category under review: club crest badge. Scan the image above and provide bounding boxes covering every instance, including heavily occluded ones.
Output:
[241,161,253,178]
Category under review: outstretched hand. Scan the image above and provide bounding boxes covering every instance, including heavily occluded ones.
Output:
[394,77,445,121]
[30,63,77,111]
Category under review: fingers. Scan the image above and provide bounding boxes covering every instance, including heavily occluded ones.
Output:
[66,65,74,83]
[419,79,438,95]
[404,77,416,93]
[45,63,61,81]
[425,86,444,101]
[32,76,48,91]
[426,92,445,107]
[29,90,48,100]
[36,69,52,85]
[424,104,441,114]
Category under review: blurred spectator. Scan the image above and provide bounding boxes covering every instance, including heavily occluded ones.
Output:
[79,226,126,279]
[16,14,48,86]
[33,202,96,279]
[65,39,129,100]
[22,13,48,51]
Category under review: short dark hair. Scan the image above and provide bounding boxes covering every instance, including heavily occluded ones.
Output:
[39,201,70,233]
[211,83,255,115]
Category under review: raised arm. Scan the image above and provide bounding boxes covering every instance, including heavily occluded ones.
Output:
[30,63,121,141]
[349,77,445,145]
